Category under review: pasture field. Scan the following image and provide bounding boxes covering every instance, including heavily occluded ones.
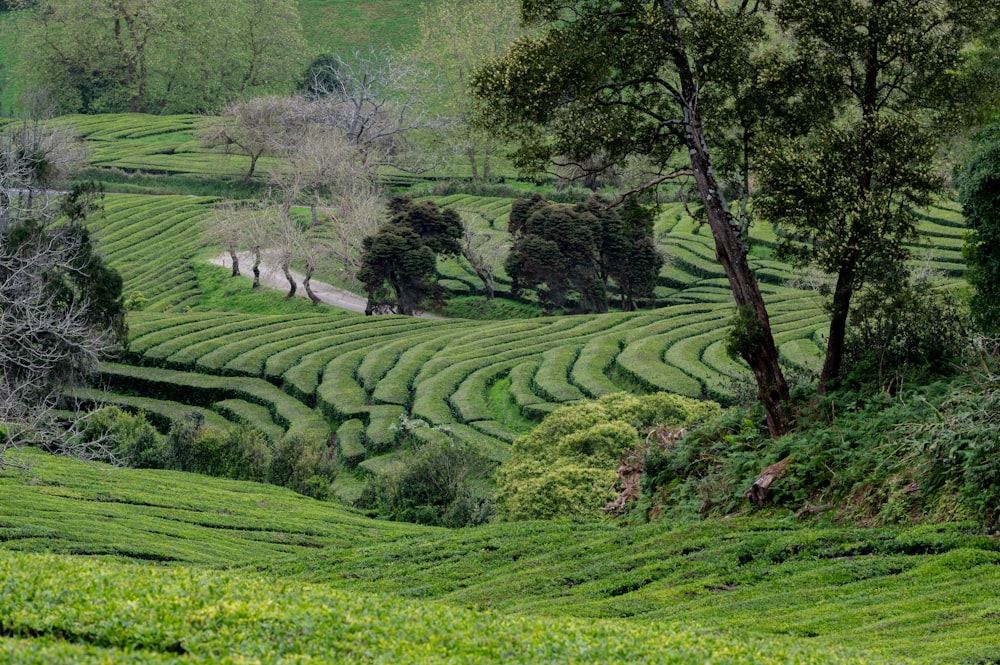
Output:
[2,449,999,663]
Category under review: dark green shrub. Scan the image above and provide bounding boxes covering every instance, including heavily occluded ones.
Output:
[269,435,335,499]
[165,413,271,482]
[903,346,1000,526]
[78,406,166,468]
[357,438,496,527]
[843,274,963,390]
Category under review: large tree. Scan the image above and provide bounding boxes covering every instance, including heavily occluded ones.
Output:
[472,1,793,435]
[755,0,1000,394]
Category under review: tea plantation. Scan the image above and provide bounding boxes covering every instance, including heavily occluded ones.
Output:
[3,449,1000,663]
[0,108,987,663]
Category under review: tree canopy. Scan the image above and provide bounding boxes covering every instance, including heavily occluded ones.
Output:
[756,0,999,393]
[506,194,662,313]
[17,0,305,114]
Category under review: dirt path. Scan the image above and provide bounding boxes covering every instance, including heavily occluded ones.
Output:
[208,251,441,318]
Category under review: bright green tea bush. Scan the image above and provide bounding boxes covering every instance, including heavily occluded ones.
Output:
[496,392,720,520]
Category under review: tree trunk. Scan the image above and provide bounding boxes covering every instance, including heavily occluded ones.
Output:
[311,192,320,228]
[666,11,790,437]
[303,264,321,305]
[466,145,479,183]
[228,249,240,277]
[281,262,296,299]
[818,265,855,395]
[251,246,261,288]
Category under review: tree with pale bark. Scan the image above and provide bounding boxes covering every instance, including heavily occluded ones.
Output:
[1,123,125,468]
[408,0,524,182]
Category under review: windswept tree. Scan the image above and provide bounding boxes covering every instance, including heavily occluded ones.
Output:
[359,197,462,316]
[472,1,793,435]
[457,212,507,302]
[506,194,662,313]
[755,0,1000,394]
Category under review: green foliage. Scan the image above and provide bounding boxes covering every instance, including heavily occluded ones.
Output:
[6,449,1000,662]
[17,0,305,115]
[359,196,463,315]
[506,194,662,313]
[638,356,1000,531]
[442,295,541,320]
[843,274,964,389]
[165,413,271,483]
[269,434,336,500]
[496,393,720,521]
[902,345,1000,526]
[358,434,497,527]
[77,405,164,468]
[957,122,1000,331]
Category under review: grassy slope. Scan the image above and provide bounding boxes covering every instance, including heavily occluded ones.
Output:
[298,0,432,56]
[4,449,1000,663]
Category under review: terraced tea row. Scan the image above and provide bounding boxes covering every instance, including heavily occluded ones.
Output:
[117,288,825,478]
[2,450,998,664]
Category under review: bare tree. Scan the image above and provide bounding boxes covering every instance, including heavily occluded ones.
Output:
[1,118,85,231]
[204,202,256,277]
[264,118,385,288]
[302,47,443,174]
[409,0,523,182]
[0,198,119,468]
[200,96,297,178]
[457,211,506,301]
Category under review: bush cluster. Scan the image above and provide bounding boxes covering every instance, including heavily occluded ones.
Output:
[638,340,1000,529]
[357,420,496,527]
[77,407,335,499]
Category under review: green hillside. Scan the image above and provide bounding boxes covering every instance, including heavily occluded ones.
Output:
[298,0,432,56]
[3,449,999,663]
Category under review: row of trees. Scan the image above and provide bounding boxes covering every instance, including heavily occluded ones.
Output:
[506,194,662,313]
[12,0,305,114]
[472,0,1000,437]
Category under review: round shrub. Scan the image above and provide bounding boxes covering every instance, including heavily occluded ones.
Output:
[495,392,720,521]
[78,406,165,468]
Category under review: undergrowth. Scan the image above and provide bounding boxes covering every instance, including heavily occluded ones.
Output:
[636,346,1000,530]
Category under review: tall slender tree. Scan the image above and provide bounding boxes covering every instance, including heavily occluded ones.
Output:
[756,0,1000,393]
[473,1,792,435]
